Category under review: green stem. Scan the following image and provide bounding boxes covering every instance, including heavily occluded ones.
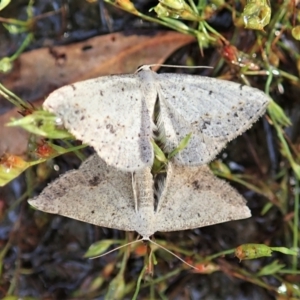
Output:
[292,178,299,269]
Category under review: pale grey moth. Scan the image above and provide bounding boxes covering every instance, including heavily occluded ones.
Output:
[28,154,251,239]
[43,65,270,171]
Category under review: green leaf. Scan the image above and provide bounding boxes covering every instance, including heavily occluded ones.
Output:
[0,57,13,73]
[0,155,45,187]
[7,110,73,139]
[235,244,298,261]
[152,141,168,163]
[168,132,192,159]
[0,143,86,186]
[260,202,273,215]
[257,260,285,276]
[242,0,271,30]
[235,244,273,260]
[292,26,300,40]
[154,1,199,21]
[105,273,126,300]
[84,239,124,258]
[270,247,298,256]
[267,100,291,127]
[0,0,11,11]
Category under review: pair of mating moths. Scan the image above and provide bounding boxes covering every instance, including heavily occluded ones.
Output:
[29,65,270,239]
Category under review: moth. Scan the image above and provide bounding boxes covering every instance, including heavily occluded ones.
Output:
[29,154,250,239]
[43,65,270,171]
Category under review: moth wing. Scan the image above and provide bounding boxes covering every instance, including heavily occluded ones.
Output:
[157,73,269,165]
[44,74,153,171]
[154,163,251,232]
[28,154,139,231]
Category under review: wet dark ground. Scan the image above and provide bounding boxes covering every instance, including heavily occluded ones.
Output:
[0,1,299,299]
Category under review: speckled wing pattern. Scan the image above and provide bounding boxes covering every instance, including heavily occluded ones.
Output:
[43,66,270,172]
[43,74,154,171]
[28,155,251,238]
[156,73,270,166]
[28,154,139,231]
[154,163,251,232]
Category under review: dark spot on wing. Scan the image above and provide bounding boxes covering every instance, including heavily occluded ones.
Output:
[106,124,116,134]
[192,180,201,190]
[201,120,211,130]
[209,90,213,95]
[89,176,100,186]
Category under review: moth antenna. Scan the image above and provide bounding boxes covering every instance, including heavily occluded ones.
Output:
[90,237,199,271]
[137,64,214,71]
[149,239,199,271]
[89,238,144,259]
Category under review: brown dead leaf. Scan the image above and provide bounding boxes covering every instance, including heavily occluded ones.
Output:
[0,30,195,156]
[1,31,195,103]
[0,110,37,157]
